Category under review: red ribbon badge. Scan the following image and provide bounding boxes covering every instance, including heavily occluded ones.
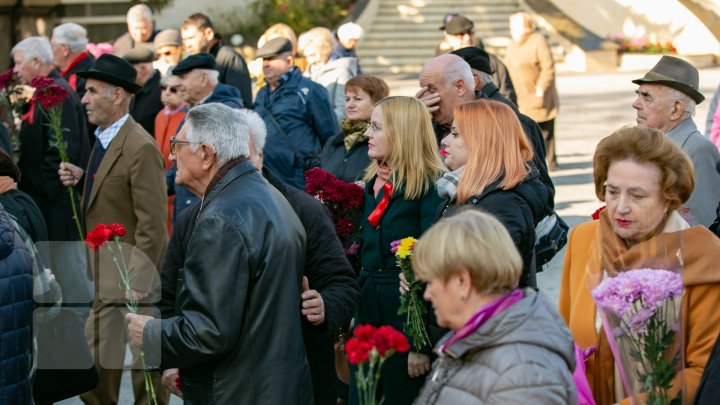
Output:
[367,182,393,228]
[21,103,35,125]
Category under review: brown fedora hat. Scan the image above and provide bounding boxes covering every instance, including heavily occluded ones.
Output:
[632,55,705,104]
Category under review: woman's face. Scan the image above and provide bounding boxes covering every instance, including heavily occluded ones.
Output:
[365,106,390,161]
[345,88,374,122]
[605,159,669,246]
[440,122,469,171]
[161,76,185,110]
[423,274,464,331]
[303,43,324,66]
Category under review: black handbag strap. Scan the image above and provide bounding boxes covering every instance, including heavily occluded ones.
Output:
[265,108,304,158]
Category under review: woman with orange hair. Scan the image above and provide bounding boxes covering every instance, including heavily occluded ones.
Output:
[437,99,551,288]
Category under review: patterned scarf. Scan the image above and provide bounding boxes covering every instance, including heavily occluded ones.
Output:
[436,166,464,201]
[341,119,368,151]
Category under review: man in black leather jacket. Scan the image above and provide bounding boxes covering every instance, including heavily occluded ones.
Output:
[126,103,313,404]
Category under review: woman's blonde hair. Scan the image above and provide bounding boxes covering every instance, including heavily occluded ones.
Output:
[363,96,446,200]
[298,27,335,62]
[413,209,522,294]
[509,12,535,31]
[258,23,298,54]
[454,99,533,204]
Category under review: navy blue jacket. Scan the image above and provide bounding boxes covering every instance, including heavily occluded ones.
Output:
[254,67,339,189]
[0,209,33,404]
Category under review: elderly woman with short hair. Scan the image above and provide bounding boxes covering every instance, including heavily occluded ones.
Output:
[299,27,358,121]
[413,209,577,404]
[559,126,720,404]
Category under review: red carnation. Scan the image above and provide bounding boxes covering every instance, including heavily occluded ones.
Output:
[591,205,606,220]
[85,224,113,251]
[345,338,373,364]
[109,223,127,238]
[304,167,332,196]
[353,324,376,342]
[0,70,14,89]
[30,76,54,89]
[30,77,68,110]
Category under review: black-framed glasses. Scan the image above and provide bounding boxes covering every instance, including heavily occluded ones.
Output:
[160,85,180,94]
[169,136,201,155]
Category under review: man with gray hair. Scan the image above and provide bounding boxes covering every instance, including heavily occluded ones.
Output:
[632,55,720,226]
[51,22,95,100]
[126,103,314,404]
[113,3,158,57]
[12,36,89,242]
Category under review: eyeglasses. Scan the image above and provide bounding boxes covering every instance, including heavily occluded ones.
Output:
[169,136,202,154]
[160,85,180,93]
[368,121,382,133]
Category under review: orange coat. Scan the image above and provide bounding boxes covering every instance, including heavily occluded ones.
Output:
[154,107,187,170]
[559,216,720,404]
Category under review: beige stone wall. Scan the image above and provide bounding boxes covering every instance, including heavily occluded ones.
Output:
[549,0,719,54]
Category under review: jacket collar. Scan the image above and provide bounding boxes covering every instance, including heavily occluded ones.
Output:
[200,158,256,212]
[85,116,135,211]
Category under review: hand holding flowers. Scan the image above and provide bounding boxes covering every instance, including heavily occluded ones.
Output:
[393,237,431,352]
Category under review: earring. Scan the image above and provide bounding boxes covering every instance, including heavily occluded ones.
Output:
[460,295,467,302]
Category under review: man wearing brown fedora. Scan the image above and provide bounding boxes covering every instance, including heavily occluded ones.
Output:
[632,55,720,227]
[57,53,169,405]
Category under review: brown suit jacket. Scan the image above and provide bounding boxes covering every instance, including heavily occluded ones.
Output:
[83,116,168,303]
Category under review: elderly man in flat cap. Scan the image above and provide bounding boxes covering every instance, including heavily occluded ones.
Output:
[632,55,720,227]
[125,48,163,135]
[58,53,168,405]
[254,37,339,189]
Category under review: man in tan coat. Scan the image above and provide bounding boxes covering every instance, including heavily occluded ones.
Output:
[59,54,168,405]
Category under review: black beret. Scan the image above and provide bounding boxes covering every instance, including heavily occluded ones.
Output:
[123,47,155,64]
[256,37,293,59]
[172,53,217,75]
[451,47,493,75]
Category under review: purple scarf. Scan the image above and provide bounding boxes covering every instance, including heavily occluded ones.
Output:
[439,288,524,355]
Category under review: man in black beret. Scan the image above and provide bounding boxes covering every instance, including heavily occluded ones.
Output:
[172,53,243,109]
[125,48,163,135]
[180,13,253,107]
[57,53,169,405]
[438,14,517,104]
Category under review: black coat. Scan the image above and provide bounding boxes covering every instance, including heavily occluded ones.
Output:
[488,52,517,105]
[478,83,555,208]
[146,160,313,404]
[130,71,163,136]
[320,132,370,183]
[17,70,89,241]
[210,40,253,108]
[695,333,720,405]
[61,51,95,101]
[159,167,359,405]
[440,169,551,289]
[0,189,48,243]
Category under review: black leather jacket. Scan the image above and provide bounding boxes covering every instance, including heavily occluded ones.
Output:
[145,160,313,404]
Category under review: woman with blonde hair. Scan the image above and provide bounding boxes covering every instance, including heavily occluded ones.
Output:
[352,96,445,405]
[413,209,577,404]
[299,27,358,121]
[438,99,551,288]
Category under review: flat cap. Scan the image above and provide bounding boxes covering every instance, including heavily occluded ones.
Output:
[451,47,493,75]
[443,15,474,35]
[172,53,217,75]
[256,37,293,59]
[154,29,181,49]
[123,47,155,64]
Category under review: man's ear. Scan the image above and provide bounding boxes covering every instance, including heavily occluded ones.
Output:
[670,99,685,121]
[204,27,215,41]
[201,144,216,169]
[455,77,468,97]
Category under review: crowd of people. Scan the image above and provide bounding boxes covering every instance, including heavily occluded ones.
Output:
[1,4,720,405]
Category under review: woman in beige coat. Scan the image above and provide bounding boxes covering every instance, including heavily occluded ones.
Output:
[504,12,559,170]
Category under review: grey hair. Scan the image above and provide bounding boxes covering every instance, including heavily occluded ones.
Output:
[11,37,53,66]
[127,4,153,22]
[52,23,89,54]
[475,70,494,86]
[442,55,475,91]
[197,69,219,86]
[185,103,250,166]
[667,87,696,116]
[237,109,267,151]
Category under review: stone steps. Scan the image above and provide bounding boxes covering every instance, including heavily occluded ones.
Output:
[357,0,524,75]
